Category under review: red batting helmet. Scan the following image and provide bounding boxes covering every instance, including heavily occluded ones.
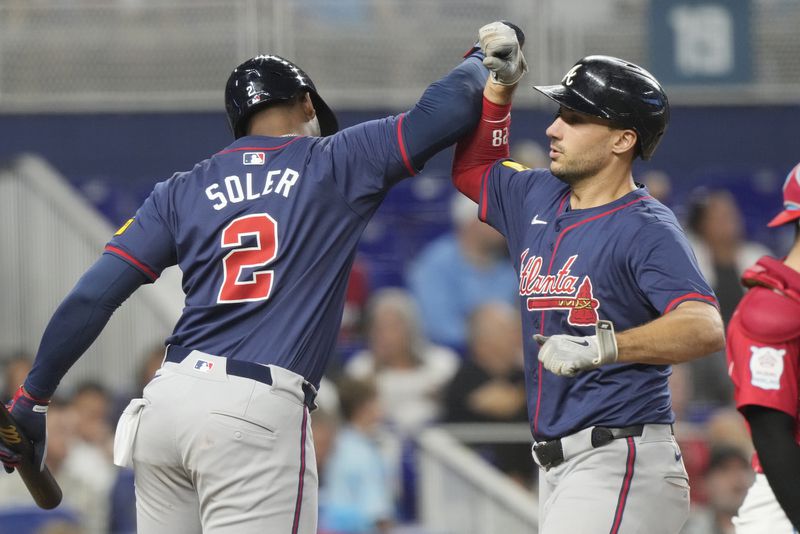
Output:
[767,163,800,227]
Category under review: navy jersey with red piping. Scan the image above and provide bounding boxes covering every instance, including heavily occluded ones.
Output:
[478,161,717,440]
[106,120,414,388]
[21,55,487,399]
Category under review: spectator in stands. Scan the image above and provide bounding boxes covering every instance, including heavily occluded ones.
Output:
[686,189,771,324]
[51,397,107,534]
[670,364,754,508]
[444,302,532,485]
[0,400,106,534]
[137,346,165,391]
[37,522,84,534]
[408,194,517,352]
[111,344,164,423]
[320,377,393,534]
[71,382,113,451]
[641,170,673,205]
[345,288,458,436]
[683,190,769,407]
[2,350,33,401]
[63,383,115,497]
[312,409,341,487]
[681,446,753,534]
[108,345,165,534]
[108,467,135,534]
[705,407,755,459]
[670,364,711,504]
[338,257,371,356]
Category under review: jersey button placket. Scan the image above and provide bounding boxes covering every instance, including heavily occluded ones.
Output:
[549,219,561,251]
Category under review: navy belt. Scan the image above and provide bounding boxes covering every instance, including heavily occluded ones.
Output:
[533,425,648,469]
[165,345,317,410]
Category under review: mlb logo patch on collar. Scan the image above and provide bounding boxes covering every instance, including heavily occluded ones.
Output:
[194,359,214,373]
[243,152,266,165]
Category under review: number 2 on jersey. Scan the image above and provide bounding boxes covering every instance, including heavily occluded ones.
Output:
[218,213,278,304]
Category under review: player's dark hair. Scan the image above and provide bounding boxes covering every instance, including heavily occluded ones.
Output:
[686,187,711,235]
[336,376,378,422]
[705,445,749,474]
[71,380,110,401]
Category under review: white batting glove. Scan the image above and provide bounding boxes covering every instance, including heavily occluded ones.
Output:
[479,21,529,86]
[534,321,619,377]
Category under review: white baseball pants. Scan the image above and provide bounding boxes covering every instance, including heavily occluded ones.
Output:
[537,424,690,534]
[120,352,317,534]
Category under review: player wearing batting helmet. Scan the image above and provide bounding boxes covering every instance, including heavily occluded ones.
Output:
[452,23,725,534]
[0,24,524,533]
[726,163,800,533]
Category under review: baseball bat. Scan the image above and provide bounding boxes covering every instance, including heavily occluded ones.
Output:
[0,403,62,509]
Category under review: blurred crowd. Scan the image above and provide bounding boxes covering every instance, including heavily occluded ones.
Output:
[0,158,776,534]
[0,349,163,534]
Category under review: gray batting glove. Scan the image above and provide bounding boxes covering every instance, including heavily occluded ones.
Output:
[479,21,529,86]
[534,321,619,377]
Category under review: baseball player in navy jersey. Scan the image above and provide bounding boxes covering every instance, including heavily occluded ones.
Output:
[0,25,524,533]
[450,23,726,533]
[727,162,800,534]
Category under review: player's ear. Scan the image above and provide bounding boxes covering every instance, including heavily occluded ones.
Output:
[301,92,317,122]
[611,128,637,157]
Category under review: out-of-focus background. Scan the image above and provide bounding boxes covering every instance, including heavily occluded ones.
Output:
[0,0,796,533]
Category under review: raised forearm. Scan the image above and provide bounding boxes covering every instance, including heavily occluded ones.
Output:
[615,301,724,365]
[484,79,517,106]
[403,56,488,168]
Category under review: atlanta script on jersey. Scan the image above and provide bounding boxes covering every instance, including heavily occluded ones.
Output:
[479,162,716,439]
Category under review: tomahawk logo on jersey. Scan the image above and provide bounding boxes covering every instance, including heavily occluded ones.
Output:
[478,162,716,439]
[518,252,600,325]
[104,117,416,389]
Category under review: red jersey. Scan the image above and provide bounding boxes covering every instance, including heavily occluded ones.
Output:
[726,256,800,472]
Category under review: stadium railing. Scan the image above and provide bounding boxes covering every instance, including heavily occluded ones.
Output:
[416,426,538,534]
[0,155,183,394]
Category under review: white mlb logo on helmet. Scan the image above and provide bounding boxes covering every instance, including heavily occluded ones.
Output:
[749,345,785,390]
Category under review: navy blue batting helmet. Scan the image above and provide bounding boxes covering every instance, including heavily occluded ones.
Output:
[534,55,669,160]
[225,54,338,139]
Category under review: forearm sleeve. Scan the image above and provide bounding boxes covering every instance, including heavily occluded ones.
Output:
[743,405,800,529]
[452,97,512,201]
[402,56,487,170]
[24,253,148,398]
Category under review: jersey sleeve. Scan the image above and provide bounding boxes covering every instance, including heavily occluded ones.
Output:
[105,180,177,282]
[480,161,544,240]
[727,302,800,418]
[317,115,414,217]
[629,220,717,313]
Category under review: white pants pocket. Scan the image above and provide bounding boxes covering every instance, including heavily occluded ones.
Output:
[113,398,148,468]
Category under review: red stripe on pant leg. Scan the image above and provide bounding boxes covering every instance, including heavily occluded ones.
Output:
[291,407,309,534]
[609,436,637,534]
